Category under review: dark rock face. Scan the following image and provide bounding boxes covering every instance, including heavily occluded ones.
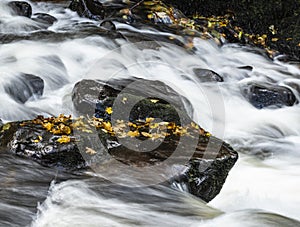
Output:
[242,83,297,109]
[8,1,32,18]
[0,78,238,202]
[69,0,105,20]
[4,74,44,104]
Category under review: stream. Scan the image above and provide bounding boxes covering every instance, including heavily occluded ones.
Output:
[0,0,300,226]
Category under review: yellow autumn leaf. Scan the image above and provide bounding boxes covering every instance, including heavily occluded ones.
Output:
[150,99,159,103]
[105,107,113,115]
[2,123,11,131]
[238,31,243,40]
[103,121,112,132]
[167,122,176,129]
[149,123,159,129]
[81,128,93,133]
[57,135,71,144]
[127,130,140,137]
[43,122,53,131]
[141,132,152,138]
[33,136,42,143]
[128,122,137,128]
[146,117,154,123]
[191,122,199,129]
[60,124,71,135]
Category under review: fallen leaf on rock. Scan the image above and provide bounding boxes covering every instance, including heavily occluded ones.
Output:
[127,130,140,137]
[57,135,71,143]
[150,99,159,103]
[86,147,97,155]
[105,107,113,115]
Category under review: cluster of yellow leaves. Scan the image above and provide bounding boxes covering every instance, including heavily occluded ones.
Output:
[28,115,93,144]
[111,117,211,140]
[24,113,212,145]
[31,114,73,135]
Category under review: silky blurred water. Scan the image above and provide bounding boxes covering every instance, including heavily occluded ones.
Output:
[0,1,300,226]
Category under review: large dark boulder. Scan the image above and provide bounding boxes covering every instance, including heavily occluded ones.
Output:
[0,78,238,202]
[4,73,44,104]
[8,1,32,18]
[242,83,297,109]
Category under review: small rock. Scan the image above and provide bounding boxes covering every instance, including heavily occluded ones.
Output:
[32,13,57,26]
[100,20,116,31]
[238,66,253,71]
[242,83,297,109]
[193,68,224,82]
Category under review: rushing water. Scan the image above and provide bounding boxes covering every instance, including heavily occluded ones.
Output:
[0,1,300,226]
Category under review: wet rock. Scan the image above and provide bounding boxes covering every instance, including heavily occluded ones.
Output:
[32,13,57,26]
[8,1,32,18]
[0,121,86,170]
[0,78,238,202]
[100,20,116,31]
[72,78,194,122]
[4,74,44,104]
[193,69,224,82]
[69,0,104,20]
[238,66,253,71]
[242,83,297,109]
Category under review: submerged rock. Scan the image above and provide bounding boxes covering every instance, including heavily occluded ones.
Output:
[193,69,224,82]
[4,73,44,104]
[8,1,32,18]
[32,13,58,26]
[242,83,297,109]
